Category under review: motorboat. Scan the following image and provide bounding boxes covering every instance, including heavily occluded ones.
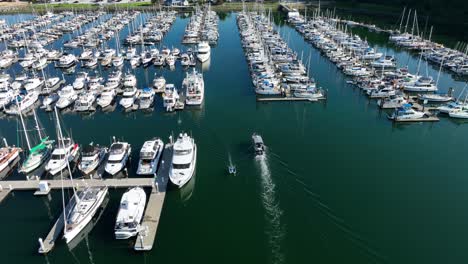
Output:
[42,93,59,108]
[32,57,48,70]
[45,137,80,175]
[196,41,211,62]
[56,85,78,109]
[23,77,44,92]
[84,57,98,68]
[73,72,88,90]
[74,92,96,112]
[78,144,107,175]
[138,88,155,110]
[57,53,77,68]
[137,138,164,175]
[97,88,116,109]
[112,55,124,68]
[123,73,137,87]
[43,77,62,94]
[183,69,204,105]
[169,133,197,188]
[388,104,427,121]
[119,87,139,109]
[162,84,181,111]
[105,139,131,175]
[378,94,408,109]
[252,133,265,156]
[152,74,166,92]
[0,138,21,173]
[114,187,146,239]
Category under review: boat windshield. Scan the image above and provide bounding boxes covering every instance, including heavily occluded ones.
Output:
[173,163,190,169]
[51,154,65,160]
[175,149,191,155]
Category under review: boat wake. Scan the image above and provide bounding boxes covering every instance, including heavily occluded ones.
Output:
[256,155,285,264]
[268,152,387,263]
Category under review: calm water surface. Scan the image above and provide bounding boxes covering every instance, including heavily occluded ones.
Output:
[0,12,467,264]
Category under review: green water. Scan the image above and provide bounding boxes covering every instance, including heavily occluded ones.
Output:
[1,12,468,264]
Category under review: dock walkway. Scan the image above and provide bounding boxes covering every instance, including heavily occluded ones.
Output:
[134,144,172,251]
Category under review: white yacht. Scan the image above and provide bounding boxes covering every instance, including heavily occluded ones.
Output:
[137,138,164,175]
[56,85,78,109]
[119,87,139,109]
[78,144,107,175]
[57,53,77,68]
[138,88,155,110]
[388,104,426,121]
[97,88,116,108]
[184,69,204,105]
[123,73,137,87]
[105,139,131,175]
[23,77,44,92]
[152,74,166,92]
[114,187,146,239]
[169,133,197,188]
[163,84,180,111]
[74,92,96,112]
[196,42,211,62]
[63,186,108,243]
[73,72,88,90]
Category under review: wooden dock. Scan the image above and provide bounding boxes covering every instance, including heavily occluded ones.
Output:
[0,177,154,192]
[134,144,172,251]
[256,97,324,102]
[38,211,65,254]
[0,189,11,203]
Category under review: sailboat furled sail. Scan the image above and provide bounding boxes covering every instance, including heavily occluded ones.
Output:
[18,109,54,174]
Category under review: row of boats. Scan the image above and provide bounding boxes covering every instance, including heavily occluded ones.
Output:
[288,11,468,121]
[182,5,219,45]
[237,11,325,100]
[0,66,205,115]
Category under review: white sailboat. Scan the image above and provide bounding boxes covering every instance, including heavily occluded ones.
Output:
[45,108,80,175]
[18,109,54,174]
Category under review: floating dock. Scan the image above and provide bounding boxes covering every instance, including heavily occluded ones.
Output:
[256,97,324,102]
[34,145,174,254]
[0,189,11,203]
[38,210,65,254]
[134,144,172,251]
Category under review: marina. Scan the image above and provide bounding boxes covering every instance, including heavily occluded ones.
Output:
[0,4,467,264]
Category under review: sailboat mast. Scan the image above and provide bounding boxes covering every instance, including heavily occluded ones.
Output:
[32,109,43,140]
[17,99,31,151]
